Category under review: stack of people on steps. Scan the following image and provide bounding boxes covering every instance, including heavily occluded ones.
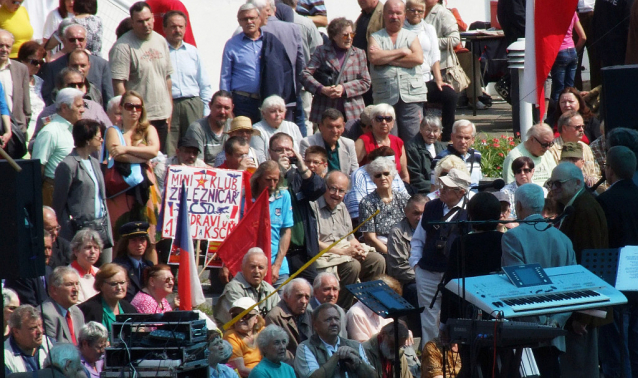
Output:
[3,0,638,376]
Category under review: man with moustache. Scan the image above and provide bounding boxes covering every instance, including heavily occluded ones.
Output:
[41,267,85,345]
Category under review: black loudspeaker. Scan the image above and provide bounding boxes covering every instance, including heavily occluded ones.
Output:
[0,159,45,279]
[601,65,638,132]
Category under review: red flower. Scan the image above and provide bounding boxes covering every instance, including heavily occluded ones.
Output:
[515,132,521,137]
[492,138,499,143]
[481,139,487,144]
[498,152,504,157]
[500,134,506,139]
[496,166,502,170]
[510,141,515,146]
[508,136,514,141]
[493,144,501,148]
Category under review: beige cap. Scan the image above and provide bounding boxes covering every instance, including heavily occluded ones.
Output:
[439,168,471,191]
[229,297,259,314]
[226,116,261,136]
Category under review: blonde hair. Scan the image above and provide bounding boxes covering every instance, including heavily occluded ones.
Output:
[120,90,151,144]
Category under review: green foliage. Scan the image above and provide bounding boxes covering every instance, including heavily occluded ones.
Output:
[473,132,521,178]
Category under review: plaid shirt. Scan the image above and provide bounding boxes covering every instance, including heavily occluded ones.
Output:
[300,42,371,124]
[549,136,602,186]
[590,134,606,171]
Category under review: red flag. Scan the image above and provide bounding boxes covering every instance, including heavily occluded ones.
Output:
[215,189,272,283]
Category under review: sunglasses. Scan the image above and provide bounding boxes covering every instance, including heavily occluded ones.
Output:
[68,37,85,43]
[123,103,143,111]
[374,172,391,179]
[30,59,45,66]
[341,32,356,40]
[534,136,554,149]
[66,81,86,89]
[549,178,572,189]
[566,124,585,130]
[375,115,393,123]
[234,313,257,322]
[514,168,532,174]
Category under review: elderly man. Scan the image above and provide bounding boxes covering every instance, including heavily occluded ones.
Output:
[110,1,174,153]
[502,123,558,186]
[309,272,348,336]
[265,278,313,357]
[31,88,85,206]
[4,305,54,375]
[501,183,576,377]
[597,146,638,378]
[300,108,359,176]
[40,23,113,108]
[183,90,233,165]
[41,266,85,344]
[548,111,601,186]
[295,303,375,378]
[106,95,122,127]
[409,168,470,344]
[406,115,447,193]
[368,0,425,142]
[310,170,386,309]
[0,30,30,133]
[42,206,72,269]
[164,10,212,156]
[67,50,103,105]
[213,248,280,325]
[362,321,412,378]
[432,119,483,188]
[214,116,265,167]
[303,145,329,178]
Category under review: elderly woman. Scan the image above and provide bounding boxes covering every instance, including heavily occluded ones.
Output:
[547,87,600,144]
[250,325,295,378]
[130,264,176,314]
[250,95,303,159]
[358,156,411,254]
[78,263,137,335]
[501,156,548,219]
[224,297,265,377]
[78,321,108,378]
[428,154,470,199]
[406,115,447,193]
[0,0,33,58]
[208,332,238,378]
[3,288,19,340]
[53,119,113,252]
[69,229,102,303]
[404,0,457,141]
[16,41,46,142]
[112,221,155,301]
[355,103,409,182]
[300,17,371,125]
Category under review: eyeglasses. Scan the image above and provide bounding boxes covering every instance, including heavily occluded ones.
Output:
[328,186,347,195]
[105,281,126,288]
[407,8,425,14]
[533,136,554,149]
[375,115,393,123]
[46,225,61,233]
[123,103,143,112]
[549,178,573,189]
[67,37,85,43]
[566,124,585,130]
[66,81,86,89]
[341,32,356,40]
[514,168,532,174]
[374,172,391,179]
[29,59,45,66]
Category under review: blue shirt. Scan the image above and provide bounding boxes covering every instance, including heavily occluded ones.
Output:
[209,364,238,378]
[269,190,294,275]
[220,32,263,94]
[168,41,213,116]
[248,358,296,378]
[0,81,9,116]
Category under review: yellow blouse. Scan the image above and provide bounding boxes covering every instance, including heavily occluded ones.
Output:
[0,6,33,58]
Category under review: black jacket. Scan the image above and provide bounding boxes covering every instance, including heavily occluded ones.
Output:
[4,266,52,307]
[261,31,296,105]
[78,293,138,324]
[405,135,446,193]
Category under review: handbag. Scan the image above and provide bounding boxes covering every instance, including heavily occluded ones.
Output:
[312,47,354,87]
[100,126,144,198]
[0,118,26,159]
[443,43,471,92]
[70,213,113,249]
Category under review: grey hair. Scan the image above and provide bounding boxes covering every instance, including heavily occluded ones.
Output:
[208,334,234,360]
[49,266,80,289]
[526,123,553,141]
[242,247,267,266]
[421,115,442,130]
[366,156,397,179]
[452,119,476,137]
[78,321,108,346]
[324,170,351,191]
[371,103,396,120]
[312,272,339,292]
[256,324,289,354]
[70,228,103,253]
[61,20,86,38]
[55,88,84,111]
[43,206,56,216]
[107,95,123,113]
[282,278,312,299]
[514,183,545,214]
[247,0,273,12]
[48,343,84,377]
[9,305,40,329]
[0,29,14,43]
[3,288,18,308]
[238,2,260,16]
[260,95,286,114]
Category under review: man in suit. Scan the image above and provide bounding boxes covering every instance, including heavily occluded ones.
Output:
[501,183,576,378]
[0,29,30,132]
[549,162,608,377]
[41,266,85,345]
[300,108,359,176]
[596,146,638,378]
[39,23,113,109]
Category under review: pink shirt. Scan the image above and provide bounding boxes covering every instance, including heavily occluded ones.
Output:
[559,13,579,51]
[130,291,173,314]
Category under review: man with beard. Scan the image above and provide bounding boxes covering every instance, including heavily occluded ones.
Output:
[183,90,233,165]
[362,321,412,378]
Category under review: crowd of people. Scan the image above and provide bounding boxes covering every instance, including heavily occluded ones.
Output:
[1,0,638,377]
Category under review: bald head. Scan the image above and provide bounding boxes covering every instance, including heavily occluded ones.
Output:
[0,29,14,63]
[524,123,555,157]
[43,207,59,242]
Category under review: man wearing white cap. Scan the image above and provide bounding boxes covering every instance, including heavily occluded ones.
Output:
[408,168,470,345]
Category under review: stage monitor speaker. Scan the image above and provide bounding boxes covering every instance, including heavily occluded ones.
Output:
[0,159,45,279]
[601,65,638,132]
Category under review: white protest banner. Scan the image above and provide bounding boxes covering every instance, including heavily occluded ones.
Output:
[162,166,243,241]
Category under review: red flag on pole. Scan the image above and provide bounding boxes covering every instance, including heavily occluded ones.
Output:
[215,189,272,283]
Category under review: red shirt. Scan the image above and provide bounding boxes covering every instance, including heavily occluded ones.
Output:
[358,131,404,172]
[146,0,197,46]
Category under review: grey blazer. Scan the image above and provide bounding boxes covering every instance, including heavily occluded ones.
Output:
[299,133,359,176]
[41,298,85,344]
[8,60,31,132]
[52,150,113,244]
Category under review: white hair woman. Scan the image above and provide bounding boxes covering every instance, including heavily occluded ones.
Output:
[69,228,102,303]
[358,156,411,254]
[251,95,303,159]
[3,288,19,338]
[250,325,295,378]
[78,321,108,378]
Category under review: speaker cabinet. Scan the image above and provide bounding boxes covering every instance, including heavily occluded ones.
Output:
[0,159,45,279]
[602,65,638,132]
